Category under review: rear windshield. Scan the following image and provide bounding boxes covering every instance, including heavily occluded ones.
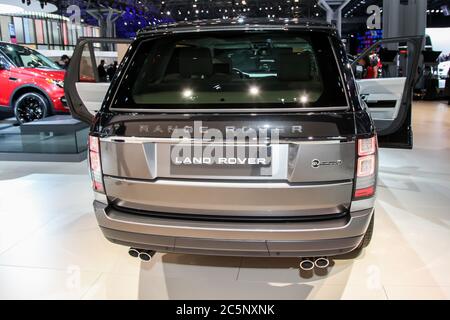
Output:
[113,31,347,110]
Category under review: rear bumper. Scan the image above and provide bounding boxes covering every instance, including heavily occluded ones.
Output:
[94,201,374,257]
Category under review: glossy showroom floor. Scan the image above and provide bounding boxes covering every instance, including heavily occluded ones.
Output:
[0,101,449,300]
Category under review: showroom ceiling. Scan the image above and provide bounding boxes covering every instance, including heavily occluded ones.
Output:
[18,0,450,33]
[344,0,449,16]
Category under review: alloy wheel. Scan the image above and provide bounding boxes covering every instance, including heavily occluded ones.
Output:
[15,95,46,123]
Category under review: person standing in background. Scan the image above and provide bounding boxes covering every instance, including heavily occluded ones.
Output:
[59,55,70,70]
[107,61,118,81]
[97,60,107,82]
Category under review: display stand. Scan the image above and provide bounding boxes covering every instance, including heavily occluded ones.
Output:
[0,115,89,162]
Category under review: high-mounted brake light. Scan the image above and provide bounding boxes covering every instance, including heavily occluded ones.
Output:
[354,136,377,199]
[89,135,104,193]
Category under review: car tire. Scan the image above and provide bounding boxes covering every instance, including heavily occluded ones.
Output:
[357,213,374,250]
[14,92,49,124]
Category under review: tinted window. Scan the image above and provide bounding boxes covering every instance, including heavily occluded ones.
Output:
[0,43,61,70]
[113,31,347,109]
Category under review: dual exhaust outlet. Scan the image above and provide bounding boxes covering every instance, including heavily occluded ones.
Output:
[299,257,330,271]
[128,248,156,262]
[128,248,329,269]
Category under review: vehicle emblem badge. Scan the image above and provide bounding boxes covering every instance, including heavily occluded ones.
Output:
[312,159,342,168]
[311,159,320,168]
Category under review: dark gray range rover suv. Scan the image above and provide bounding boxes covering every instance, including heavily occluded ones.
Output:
[65,19,422,269]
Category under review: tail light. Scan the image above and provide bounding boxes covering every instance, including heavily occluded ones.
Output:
[357,155,376,177]
[354,136,377,199]
[88,135,104,193]
[358,136,376,156]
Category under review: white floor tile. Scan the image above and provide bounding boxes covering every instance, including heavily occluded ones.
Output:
[0,214,126,273]
[0,265,100,300]
[385,286,450,300]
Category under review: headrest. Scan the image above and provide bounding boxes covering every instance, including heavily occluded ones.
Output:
[277,52,312,81]
[179,47,213,78]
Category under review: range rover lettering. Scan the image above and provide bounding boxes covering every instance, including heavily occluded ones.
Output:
[65,19,422,270]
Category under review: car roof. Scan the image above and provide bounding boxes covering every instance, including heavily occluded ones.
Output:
[137,17,335,37]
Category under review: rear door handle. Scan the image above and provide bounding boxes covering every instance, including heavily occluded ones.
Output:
[9,77,18,81]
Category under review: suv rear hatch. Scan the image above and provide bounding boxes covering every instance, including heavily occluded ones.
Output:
[78,27,358,220]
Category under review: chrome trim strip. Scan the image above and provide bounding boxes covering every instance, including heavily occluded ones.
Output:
[100,136,346,144]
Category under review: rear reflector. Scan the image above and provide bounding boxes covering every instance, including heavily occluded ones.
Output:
[354,186,375,198]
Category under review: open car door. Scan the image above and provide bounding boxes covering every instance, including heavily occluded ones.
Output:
[64,37,132,123]
[352,36,424,149]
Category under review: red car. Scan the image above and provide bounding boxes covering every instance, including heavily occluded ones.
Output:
[0,42,68,124]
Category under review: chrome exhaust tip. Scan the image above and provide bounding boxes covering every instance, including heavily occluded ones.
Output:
[138,250,156,262]
[299,258,315,271]
[128,248,140,258]
[314,257,330,269]
[128,248,156,262]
